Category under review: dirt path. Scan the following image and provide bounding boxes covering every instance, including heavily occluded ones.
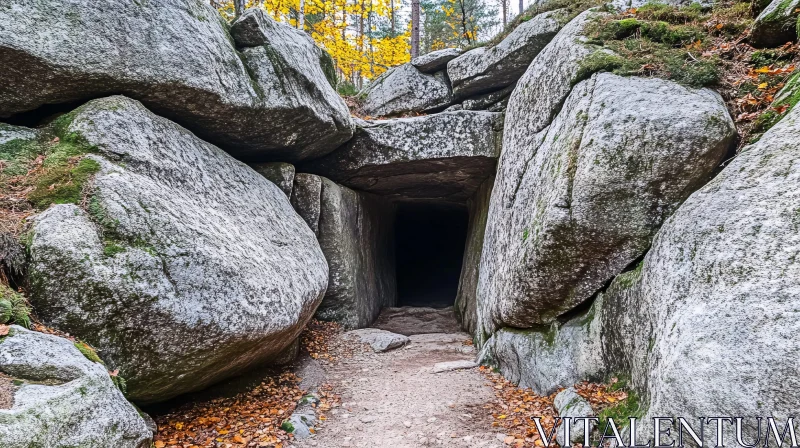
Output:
[295,308,506,448]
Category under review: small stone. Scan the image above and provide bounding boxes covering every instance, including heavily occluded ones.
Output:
[404,421,412,428]
[427,417,437,423]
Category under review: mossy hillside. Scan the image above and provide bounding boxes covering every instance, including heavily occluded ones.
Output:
[753,69,800,132]
[576,1,754,88]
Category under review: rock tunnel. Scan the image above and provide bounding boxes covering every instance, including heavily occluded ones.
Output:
[394,202,469,308]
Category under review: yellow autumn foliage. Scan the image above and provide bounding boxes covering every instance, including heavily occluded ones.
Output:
[215,0,410,84]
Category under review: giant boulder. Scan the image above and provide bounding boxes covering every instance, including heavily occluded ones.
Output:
[26,96,329,403]
[477,73,735,334]
[447,10,561,99]
[302,111,503,203]
[293,174,397,329]
[0,2,352,161]
[480,104,800,442]
[0,326,152,448]
[361,64,453,117]
[599,102,800,435]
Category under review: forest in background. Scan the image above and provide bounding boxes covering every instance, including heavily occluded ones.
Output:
[210,0,502,90]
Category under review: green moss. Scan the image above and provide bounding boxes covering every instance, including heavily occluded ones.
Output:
[27,158,100,209]
[74,341,103,364]
[615,261,644,289]
[576,1,753,88]
[598,390,645,435]
[574,51,625,85]
[0,285,31,329]
[103,241,126,257]
[281,420,295,433]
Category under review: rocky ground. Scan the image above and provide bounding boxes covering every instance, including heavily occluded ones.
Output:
[296,308,504,448]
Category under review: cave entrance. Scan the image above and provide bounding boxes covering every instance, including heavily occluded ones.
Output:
[394,203,469,308]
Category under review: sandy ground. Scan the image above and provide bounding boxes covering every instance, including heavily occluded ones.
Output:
[295,309,506,448]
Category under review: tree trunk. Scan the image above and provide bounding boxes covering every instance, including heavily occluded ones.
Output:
[502,1,507,26]
[298,0,305,29]
[519,0,524,16]
[234,0,245,18]
[411,0,420,58]
[390,0,396,37]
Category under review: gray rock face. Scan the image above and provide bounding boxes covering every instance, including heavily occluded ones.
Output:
[291,173,324,235]
[481,106,800,443]
[454,177,493,335]
[431,360,478,373]
[0,2,352,161]
[230,10,354,160]
[504,10,606,139]
[373,307,463,336]
[0,326,152,448]
[477,73,735,333]
[27,96,329,403]
[312,176,397,329]
[447,11,560,99]
[750,0,800,47]
[345,328,410,352]
[303,111,503,203]
[461,84,515,111]
[478,299,604,396]
[0,123,37,145]
[412,48,463,73]
[250,162,295,198]
[600,104,800,435]
[361,64,453,117]
[554,387,594,447]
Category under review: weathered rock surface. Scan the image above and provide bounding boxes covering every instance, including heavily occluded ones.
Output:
[311,176,397,329]
[411,48,463,73]
[27,96,328,403]
[481,106,800,441]
[345,328,410,352]
[478,299,604,396]
[554,387,594,447]
[502,9,604,137]
[230,10,354,160]
[599,103,800,435]
[0,2,352,161]
[447,11,560,99]
[461,84,515,111]
[291,173,324,235]
[291,173,324,236]
[431,360,478,373]
[0,123,37,145]
[302,111,503,203]
[250,162,295,197]
[0,326,152,448]
[477,73,734,333]
[361,64,453,117]
[454,177,493,335]
[373,307,463,336]
[750,0,800,47]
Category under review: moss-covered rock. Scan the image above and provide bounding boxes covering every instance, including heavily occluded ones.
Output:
[750,0,800,47]
[0,326,151,448]
[477,72,735,332]
[27,96,329,404]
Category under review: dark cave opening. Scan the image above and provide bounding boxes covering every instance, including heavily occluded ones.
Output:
[394,203,469,308]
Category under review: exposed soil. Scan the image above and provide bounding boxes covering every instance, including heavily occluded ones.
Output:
[296,310,506,448]
[0,372,14,409]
